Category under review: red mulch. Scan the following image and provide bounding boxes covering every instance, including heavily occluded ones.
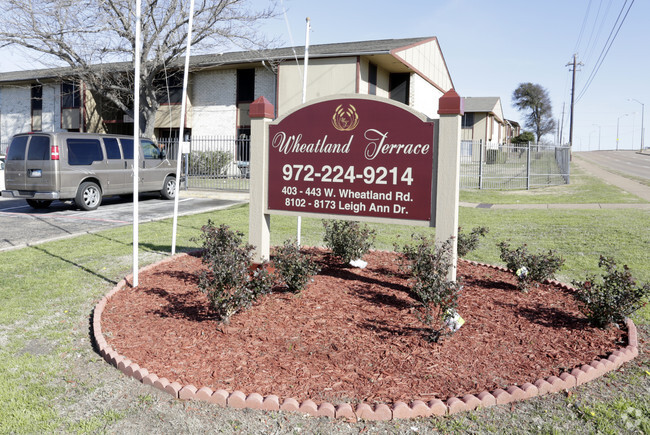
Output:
[101,249,625,405]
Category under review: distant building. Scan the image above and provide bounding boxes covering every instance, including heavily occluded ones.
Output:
[0,37,455,149]
[461,97,506,144]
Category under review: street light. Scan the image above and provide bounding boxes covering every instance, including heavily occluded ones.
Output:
[628,98,645,151]
[592,124,601,151]
[617,113,629,151]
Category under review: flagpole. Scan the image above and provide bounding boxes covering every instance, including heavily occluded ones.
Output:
[297,17,310,246]
[132,0,142,287]
[171,0,195,255]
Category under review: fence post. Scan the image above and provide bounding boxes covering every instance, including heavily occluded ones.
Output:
[526,142,531,190]
[183,153,189,190]
[478,139,484,189]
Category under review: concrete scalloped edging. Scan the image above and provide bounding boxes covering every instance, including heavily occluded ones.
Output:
[92,253,640,421]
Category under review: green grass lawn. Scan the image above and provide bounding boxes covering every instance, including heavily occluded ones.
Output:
[0,198,648,431]
[459,164,648,204]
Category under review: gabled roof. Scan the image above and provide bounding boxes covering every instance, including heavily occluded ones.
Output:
[463,97,504,123]
[0,37,439,83]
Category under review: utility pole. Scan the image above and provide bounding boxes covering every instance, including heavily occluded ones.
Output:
[559,103,566,145]
[566,54,583,154]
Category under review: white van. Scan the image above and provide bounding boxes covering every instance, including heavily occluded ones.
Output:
[1,132,177,210]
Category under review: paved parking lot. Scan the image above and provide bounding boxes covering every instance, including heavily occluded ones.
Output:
[0,193,243,251]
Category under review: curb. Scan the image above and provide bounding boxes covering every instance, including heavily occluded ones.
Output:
[92,254,640,421]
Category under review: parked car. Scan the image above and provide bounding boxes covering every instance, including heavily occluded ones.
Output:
[1,132,177,210]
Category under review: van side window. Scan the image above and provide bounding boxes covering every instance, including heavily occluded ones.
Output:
[27,136,51,160]
[6,136,28,160]
[67,139,103,165]
[141,140,161,159]
[103,138,122,159]
[121,139,134,159]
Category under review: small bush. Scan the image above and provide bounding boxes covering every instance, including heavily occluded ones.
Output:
[572,256,650,328]
[272,240,321,292]
[398,235,462,343]
[457,226,489,257]
[498,241,564,292]
[190,150,232,176]
[322,220,376,265]
[194,221,273,322]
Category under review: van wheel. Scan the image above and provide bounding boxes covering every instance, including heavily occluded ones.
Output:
[76,182,102,211]
[26,199,52,209]
[160,176,176,200]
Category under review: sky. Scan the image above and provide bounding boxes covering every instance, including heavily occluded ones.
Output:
[1,0,648,152]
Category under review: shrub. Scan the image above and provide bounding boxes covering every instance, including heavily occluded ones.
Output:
[190,150,232,176]
[322,220,376,264]
[272,240,321,292]
[572,256,650,328]
[194,221,273,322]
[457,226,489,257]
[398,235,462,343]
[498,241,564,292]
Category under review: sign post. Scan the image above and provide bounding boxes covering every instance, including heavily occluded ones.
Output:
[435,89,464,281]
[249,96,274,262]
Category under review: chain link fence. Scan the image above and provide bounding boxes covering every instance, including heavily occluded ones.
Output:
[460,141,570,190]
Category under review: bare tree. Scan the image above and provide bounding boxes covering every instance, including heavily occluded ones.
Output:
[512,83,556,143]
[0,0,277,137]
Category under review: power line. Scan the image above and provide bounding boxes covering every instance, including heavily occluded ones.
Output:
[574,0,594,53]
[576,0,635,102]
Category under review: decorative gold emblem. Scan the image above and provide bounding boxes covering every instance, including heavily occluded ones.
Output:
[332,104,359,131]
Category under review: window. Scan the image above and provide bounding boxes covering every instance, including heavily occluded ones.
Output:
[27,136,51,160]
[462,113,475,128]
[61,82,81,109]
[141,140,162,159]
[7,136,28,160]
[368,63,377,95]
[389,73,410,105]
[67,139,103,165]
[120,139,134,159]
[103,138,122,159]
[236,69,255,103]
[156,74,183,105]
[31,84,43,131]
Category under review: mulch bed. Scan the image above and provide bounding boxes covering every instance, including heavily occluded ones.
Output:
[101,249,625,405]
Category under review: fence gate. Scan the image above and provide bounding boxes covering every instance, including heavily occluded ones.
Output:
[160,136,250,191]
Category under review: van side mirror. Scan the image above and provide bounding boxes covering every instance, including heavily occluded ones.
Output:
[160,149,167,159]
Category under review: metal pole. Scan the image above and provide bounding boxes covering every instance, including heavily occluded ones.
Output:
[526,142,531,190]
[478,139,483,189]
[617,114,629,151]
[297,17,310,246]
[171,0,195,256]
[630,99,645,151]
[132,0,142,287]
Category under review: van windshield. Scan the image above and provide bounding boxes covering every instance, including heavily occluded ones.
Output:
[7,136,28,160]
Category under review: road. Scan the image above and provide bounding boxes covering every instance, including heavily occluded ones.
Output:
[574,150,650,180]
[0,193,242,251]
